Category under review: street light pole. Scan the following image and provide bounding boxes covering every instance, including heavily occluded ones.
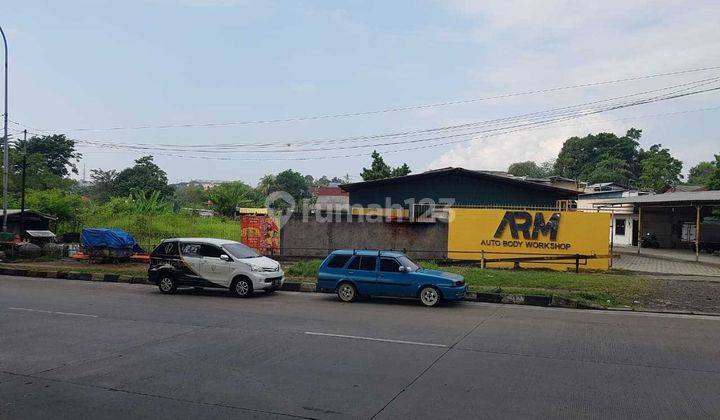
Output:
[0,25,8,232]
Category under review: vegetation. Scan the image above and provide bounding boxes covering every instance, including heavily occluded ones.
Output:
[507,160,554,178]
[361,150,411,181]
[506,128,716,192]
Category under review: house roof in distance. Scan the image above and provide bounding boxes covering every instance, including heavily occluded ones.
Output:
[596,190,720,205]
[339,167,579,195]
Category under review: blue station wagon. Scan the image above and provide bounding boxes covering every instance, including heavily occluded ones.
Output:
[316,250,467,307]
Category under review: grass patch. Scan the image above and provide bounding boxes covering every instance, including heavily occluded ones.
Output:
[280,259,650,308]
[82,212,241,250]
[420,261,649,307]
[285,259,322,278]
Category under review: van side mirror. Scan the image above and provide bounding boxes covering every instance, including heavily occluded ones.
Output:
[220,254,231,262]
[398,266,407,272]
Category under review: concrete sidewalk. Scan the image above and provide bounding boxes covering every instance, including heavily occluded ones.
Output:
[613,250,720,277]
[615,245,720,266]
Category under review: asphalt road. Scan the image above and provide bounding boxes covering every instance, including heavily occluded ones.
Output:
[1,276,719,419]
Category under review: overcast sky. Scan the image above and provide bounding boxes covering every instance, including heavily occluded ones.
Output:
[4,0,720,184]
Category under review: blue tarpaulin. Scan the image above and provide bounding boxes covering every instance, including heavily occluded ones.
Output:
[81,228,143,252]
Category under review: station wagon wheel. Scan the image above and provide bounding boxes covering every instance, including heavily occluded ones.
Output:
[158,275,177,294]
[232,277,253,298]
[419,286,441,307]
[337,282,357,302]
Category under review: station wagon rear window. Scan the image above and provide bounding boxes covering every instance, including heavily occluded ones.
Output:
[359,256,377,271]
[327,254,352,268]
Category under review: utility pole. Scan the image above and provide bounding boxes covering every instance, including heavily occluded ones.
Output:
[1,25,8,232]
[19,129,26,238]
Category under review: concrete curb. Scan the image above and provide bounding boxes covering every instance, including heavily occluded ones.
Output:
[0,268,711,315]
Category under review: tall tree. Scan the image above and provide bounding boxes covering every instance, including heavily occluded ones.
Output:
[15,134,82,176]
[207,181,263,216]
[89,169,119,202]
[256,174,278,196]
[361,150,411,181]
[112,156,173,198]
[636,144,683,192]
[586,155,634,186]
[274,169,311,201]
[554,128,642,182]
[172,184,209,207]
[687,161,716,186]
[507,161,545,178]
[707,155,720,190]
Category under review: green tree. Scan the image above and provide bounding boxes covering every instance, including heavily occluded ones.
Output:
[554,128,642,182]
[256,174,278,196]
[172,184,209,207]
[586,155,634,186]
[636,144,683,192]
[361,150,411,181]
[15,134,82,176]
[207,181,263,216]
[707,155,720,190]
[26,188,83,230]
[88,169,119,202]
[687,161,716,186]
[113,156,173,198]
[507,161,545,178]
[274,169,311,201]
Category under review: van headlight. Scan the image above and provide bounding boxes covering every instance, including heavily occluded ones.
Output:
[249,264,262,272]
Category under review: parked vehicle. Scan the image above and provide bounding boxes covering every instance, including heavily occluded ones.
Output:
[316,250,467,307]
[82,228,143,263]
[148,238,284,297]
[641,232,660,249]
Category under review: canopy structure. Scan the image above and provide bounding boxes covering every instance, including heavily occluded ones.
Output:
[593,191,720,261]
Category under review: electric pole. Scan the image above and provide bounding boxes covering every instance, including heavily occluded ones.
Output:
[1,25,8,232]
[20,129,26,238]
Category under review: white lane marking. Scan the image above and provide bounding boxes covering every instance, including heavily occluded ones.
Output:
[304,331,447,348]
[8,307,98,318]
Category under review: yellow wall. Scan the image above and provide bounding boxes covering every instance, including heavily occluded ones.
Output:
[448,208,610,270]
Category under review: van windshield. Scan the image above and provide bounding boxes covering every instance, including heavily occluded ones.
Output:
[222,243,261,259]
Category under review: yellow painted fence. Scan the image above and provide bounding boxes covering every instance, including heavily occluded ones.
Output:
[448,208,610,270]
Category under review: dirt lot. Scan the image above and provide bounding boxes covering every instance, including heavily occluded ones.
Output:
[637,276,720,313]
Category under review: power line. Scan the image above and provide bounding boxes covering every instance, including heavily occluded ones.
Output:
[51,76,720,152]
[70,83,720,161]
[13,65,720,133]
[69,78,720,153]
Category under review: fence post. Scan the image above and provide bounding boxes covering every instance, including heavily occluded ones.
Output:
[575,254,580,273]
[480,250,485,269]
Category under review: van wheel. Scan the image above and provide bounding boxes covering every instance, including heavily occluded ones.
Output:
[337,282,357,302]
[158,275,177,294]
[419,286,441,307]
[232,277,253,298]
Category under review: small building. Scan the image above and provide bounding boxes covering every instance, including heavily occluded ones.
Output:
[594,190,720,258]
[311,185,349,211]
[0,210,55,237]
[577,183,651,247]
[340,168,578,211]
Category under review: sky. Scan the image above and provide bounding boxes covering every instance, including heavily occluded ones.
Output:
[4,0,720,185]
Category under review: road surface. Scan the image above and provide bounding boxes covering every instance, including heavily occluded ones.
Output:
[1,275,719,419]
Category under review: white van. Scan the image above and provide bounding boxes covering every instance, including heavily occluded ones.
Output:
[148,238,284,297]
